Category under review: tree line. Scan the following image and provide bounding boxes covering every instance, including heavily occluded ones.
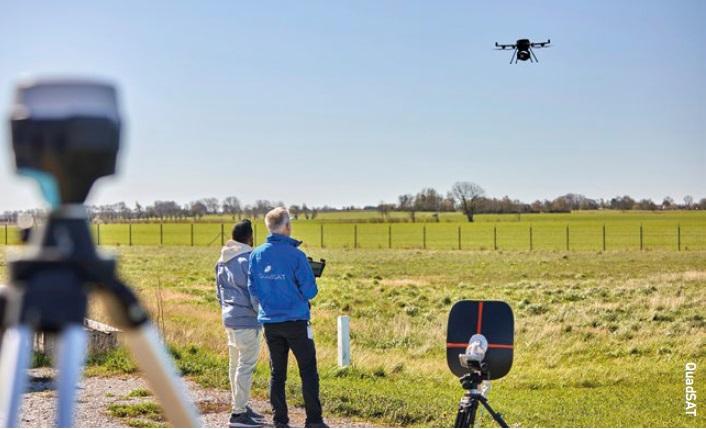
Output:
[1,182,704,224]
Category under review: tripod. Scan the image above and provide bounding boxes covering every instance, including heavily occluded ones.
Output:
[0,205,201,427]
[453,368,508,428]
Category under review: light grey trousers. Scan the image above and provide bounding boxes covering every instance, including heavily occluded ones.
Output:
[226,327,261,414]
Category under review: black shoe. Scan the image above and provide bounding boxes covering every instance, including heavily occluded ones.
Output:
[229,412,264,428]
[273,422,290,428]
[246,406,265,422]
[305,422,329,428]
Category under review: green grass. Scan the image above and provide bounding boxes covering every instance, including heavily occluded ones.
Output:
[3,210,701,251]
[107,401,165,427]
[2,219,705,426]
[3,244,699,427]
[127,388,152,398]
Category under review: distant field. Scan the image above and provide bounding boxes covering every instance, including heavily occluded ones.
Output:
[3,210,704,251]
[2,247,701,427]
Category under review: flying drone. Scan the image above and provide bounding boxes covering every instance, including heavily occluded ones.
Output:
[495,38,551,64]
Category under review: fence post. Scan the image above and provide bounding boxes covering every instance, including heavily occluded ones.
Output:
[221,223,225,246]
[4,223,7,245]
[639,224,643,251]
[677,224,681,251]
[97,223,101,245]
[337,315,351,367]
[191,223,194,246]
[388,225,392,249]
[160,223,163,246]
[565,225,570,251]
[529,225,533,251]
[423,225,426,249]
[354,224,358,249]
[320,224,324,248]
[493,225,497,251]
[458,226,462,250]
[129,223,133,247]
[602,224,606,251]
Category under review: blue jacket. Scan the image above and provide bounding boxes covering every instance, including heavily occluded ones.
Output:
[216,240,260,329]
[248,233,318,324]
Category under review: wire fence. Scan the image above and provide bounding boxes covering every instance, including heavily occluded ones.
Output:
[2,222,705,251]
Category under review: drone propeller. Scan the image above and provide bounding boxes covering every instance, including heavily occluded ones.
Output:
[530,39,551,48]
[494,42,516,50]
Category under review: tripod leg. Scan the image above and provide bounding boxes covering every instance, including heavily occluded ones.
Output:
[0,326,33,427]
[122,323,201,427]
[478,396,509,428]
[55,324,87,427]
[467,398,479,427]
[454,407,466,428]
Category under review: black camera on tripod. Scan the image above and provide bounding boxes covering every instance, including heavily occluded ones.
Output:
[447,300,514,428]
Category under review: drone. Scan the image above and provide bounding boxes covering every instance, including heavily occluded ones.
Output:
[495,38,551,64]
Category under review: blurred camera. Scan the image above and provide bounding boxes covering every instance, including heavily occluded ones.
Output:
[10,79,121,206]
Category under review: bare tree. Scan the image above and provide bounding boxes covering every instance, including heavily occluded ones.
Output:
[398,194,416,222]
[153,200,181,220]
[202,197,220,215]
[662,196,675,209]
[222,196,242,220]
[414,188,443,212]
[189,201,208,220]
[451,182,485,222]
[684,195,694,209]
[289,204,301,220]
[377,202,394,221]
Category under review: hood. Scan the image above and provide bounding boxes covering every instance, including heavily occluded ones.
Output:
[219,240,253,263]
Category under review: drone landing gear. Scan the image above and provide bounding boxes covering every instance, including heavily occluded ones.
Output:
[453,372,508,428]
[509,48,517,64]
[529,47,539,63]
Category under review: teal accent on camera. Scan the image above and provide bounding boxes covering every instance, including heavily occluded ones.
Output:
[18,168,61,208]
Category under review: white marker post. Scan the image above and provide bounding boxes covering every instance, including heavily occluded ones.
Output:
[337,315,350,367]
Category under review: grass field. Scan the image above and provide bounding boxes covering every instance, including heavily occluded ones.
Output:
[2,244,702,427]
[3,210,704,251]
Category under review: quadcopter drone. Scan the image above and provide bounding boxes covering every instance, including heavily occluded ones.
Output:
[495,38,551,64]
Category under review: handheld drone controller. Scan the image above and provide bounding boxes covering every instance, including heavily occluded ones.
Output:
[307,257,326,278]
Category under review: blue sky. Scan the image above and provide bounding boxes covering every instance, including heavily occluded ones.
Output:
[1,0,704,210]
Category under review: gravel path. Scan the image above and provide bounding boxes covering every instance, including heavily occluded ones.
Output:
[19,368,373,428]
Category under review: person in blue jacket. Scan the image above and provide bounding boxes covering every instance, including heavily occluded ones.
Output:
[248,207,327,428]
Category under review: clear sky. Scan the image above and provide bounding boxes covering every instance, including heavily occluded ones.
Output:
[1,0,704,211]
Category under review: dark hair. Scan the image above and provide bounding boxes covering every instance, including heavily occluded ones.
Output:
[232,219,253,243]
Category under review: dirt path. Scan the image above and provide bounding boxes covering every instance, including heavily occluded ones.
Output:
[19,368,373,428]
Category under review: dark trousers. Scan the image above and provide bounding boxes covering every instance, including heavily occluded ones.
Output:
[264,320,323,426]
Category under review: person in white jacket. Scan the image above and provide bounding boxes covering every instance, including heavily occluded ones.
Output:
[216,219,264,428]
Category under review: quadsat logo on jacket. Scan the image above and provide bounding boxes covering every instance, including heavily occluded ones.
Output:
[260,265,286,281]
